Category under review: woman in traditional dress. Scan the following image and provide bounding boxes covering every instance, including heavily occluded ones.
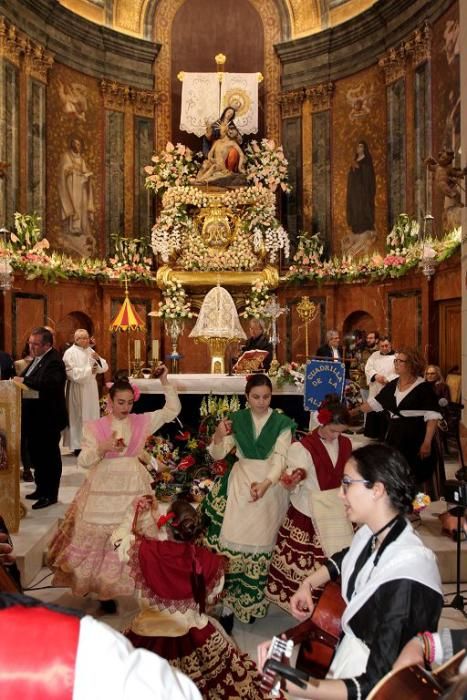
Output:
[48,370,180,612]
[202,374,295,626]
[258,443,443,700]
[115,496,273,700]
[357,347,443,489]
[266,395,353,612]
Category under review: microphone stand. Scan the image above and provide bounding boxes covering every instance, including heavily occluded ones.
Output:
[443,504,467,617]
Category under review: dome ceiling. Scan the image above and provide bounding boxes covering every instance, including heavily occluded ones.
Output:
[58,0,378,39]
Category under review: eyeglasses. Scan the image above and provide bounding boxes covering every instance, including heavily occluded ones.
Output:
[394,358,407,363]
[341,476,371,493]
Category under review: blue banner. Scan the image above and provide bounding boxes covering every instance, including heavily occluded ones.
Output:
[304,360,346,411]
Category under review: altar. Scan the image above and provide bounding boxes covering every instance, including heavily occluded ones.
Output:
[132,374,309,430]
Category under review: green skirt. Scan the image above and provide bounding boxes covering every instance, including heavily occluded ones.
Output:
[202,475,272,623]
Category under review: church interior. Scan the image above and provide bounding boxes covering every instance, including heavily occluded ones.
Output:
[0,0,466,696]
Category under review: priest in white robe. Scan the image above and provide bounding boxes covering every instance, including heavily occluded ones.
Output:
[63,329,108,453]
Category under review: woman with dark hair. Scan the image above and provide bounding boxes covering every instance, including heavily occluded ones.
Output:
[115,496,270,699]
[202,374,295,625]
[346,140,376,234]
[48,368,180,611]
[267,394,353,612]
[357,347,443,486]
[258,443,443,700]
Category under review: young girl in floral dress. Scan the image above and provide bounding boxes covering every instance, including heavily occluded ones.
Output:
[267,394,354,612]
[48,369,180,611]
[202,374,295,625]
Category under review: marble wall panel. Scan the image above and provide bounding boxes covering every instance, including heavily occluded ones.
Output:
[12,293,47,357]
[134,116,154,239]
[105,110,125,254]
[388,290,422,349]
[387,77,407,230]
[311,111,331,252]
[46,63,102,257]
[27,78,46,220]
[414,62,432,221]
[331,64,387,254]
[282,116,302,249]
[0,62,19,229]
[431,2,460,230]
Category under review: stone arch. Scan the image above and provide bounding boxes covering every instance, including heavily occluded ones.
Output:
[342,310,376,336]
[55,311,94,354]
[152,0,283,148]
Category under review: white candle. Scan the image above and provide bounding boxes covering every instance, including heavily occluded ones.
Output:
[152,339,159,360]
[134,339,141,360]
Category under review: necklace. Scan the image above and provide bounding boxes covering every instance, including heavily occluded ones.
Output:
[370,514,399,552]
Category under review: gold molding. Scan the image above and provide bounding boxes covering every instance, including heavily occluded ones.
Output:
[279,88,305,119]
[305,82,334,113]
[378,44,407,85]
[23,41,54,83]
[0,18,54,80]
[156,264,279,289]
[404,20,431,67]
[153,0,282,148]
[100,79,158,116]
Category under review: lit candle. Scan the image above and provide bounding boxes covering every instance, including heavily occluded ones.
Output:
[152,339,159,360]
[134,339,141,360]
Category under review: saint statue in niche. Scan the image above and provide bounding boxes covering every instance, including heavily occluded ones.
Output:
[342,140,377,257]
[57,135,96,256]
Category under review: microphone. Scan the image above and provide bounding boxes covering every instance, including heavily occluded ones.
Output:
[438,398,448,408]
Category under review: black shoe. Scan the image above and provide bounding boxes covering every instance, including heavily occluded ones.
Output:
[22,470,34,482]
[25,491,41,500]
[218,613,234,634]
[99,599,117,614]
[31,497,57,510]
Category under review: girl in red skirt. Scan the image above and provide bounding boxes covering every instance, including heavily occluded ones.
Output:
[266,394,354,612]
[115,496,274,699]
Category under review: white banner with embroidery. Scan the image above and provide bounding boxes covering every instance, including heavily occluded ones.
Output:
[179,72,220,137]
[220,72,258,135]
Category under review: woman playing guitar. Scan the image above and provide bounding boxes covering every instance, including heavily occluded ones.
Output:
[258,443,444,700]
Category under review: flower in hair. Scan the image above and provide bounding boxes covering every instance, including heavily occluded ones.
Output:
[246,374,255,382]
[157,511,176,529]
[412,492,431,513]
[317,408,333,425]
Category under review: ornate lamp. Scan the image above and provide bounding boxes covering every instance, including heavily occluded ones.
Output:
[189,285,246,374]
[420,214,437,280]
[296,296,318,359]
[109,280,146,376]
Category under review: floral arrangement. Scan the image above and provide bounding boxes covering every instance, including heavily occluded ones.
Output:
[274,362,306,388]
[386,213,420,255]
[244,139,291,193]
[144,142,202,195]
[317,408,333,425]
[241,278,273,319]
[412,492,431,513]
[151,186,289,268]
[199,393,241,436]
[291,231,324,269]
[286,227,461,285]
[151,280,195,320]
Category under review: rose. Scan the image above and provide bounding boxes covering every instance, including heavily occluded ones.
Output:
[317,408,333,425]
[211,459,228,476]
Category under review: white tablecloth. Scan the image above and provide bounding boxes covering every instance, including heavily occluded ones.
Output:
[132,374,303,396]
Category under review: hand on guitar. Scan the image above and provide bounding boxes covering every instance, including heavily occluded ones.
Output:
[391,636,424,671]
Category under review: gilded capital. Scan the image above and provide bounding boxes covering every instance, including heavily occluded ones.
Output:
[305,82,334,113]
[378,44,407,85]
[23,40,54,82]
[404,21,431,67]
[279,89,305,119]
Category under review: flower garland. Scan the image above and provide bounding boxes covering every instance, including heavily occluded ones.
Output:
[144,142,202,195]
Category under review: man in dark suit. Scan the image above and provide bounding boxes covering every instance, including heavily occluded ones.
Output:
[13,327,68,509]
[316,329,343,360]
[0,351,15,380]
[241,319,273,370]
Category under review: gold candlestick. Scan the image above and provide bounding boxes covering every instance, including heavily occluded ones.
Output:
[296,296,318,360]
[131,359,144,378]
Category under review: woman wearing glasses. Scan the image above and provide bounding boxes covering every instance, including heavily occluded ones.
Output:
[357,347,442,486]
[258,443,443,700]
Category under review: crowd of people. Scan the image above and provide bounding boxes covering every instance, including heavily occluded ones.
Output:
[0,323,465,698]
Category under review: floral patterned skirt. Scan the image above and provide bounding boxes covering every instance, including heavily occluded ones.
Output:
[266,504,325,613]
[126,621,279,699]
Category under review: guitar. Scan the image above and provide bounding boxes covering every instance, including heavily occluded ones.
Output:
[261,581,345,696]
[366,649,466,700]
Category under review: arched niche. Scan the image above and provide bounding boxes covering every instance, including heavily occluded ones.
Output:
[342,310,376,336]
[153,0,282,147]
[55,311,94,354]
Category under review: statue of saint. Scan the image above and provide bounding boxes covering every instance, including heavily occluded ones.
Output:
[193,122,246,186]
